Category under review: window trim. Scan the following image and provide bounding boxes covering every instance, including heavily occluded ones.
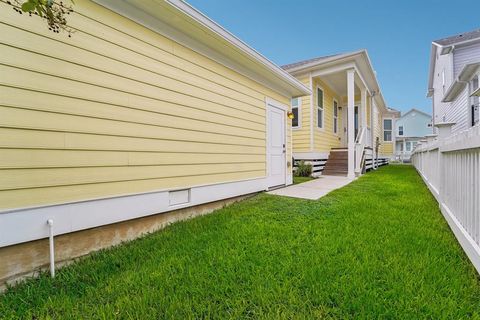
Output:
[398,125,404,136]
[406,141,412,152]
[383,118,393,142]
[316,85,324,130]
[333,98,338,135]
[291,97,302,130]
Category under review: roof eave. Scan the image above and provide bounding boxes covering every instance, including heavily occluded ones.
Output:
[165,0,310,96]
[93,0,310,97]
[427,43,438,91]
[283,50,366,75]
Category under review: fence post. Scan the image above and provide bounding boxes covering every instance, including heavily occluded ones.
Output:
[434,122,456,202]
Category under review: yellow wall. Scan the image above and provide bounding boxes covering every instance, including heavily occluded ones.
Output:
[292,75,311,152]
[313,79,343,152]
[0,0,292,210]
[376,111,394,156]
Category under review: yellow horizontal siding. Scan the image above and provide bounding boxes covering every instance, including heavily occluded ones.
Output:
[313,79,342,152]
[0,149,265,169]
[0,172,264,209]
[0,86,264,134]
[0,128,265,155]
[1,65,265,125]
[292,76,311,152]
[0,107,263,147]
[1,163,265,191]
[380,142,394,156]
[0,0,292,209]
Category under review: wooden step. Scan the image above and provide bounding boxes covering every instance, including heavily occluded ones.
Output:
[323,150,349,177]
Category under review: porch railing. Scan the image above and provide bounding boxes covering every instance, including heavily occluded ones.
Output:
[355,126,367,175]
[411,124,480,273]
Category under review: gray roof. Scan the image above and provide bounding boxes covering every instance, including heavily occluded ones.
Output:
[281,53,341,70]
[434,28,480,46]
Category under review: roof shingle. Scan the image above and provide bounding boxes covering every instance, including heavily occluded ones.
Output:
[281,53,341,70]
[434,28,480,46]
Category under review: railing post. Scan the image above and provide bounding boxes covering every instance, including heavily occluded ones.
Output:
[435,122,455,202]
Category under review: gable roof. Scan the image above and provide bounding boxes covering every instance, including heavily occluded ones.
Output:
[93,0,311,97]
[281,50,366,73]
[399,108,431,119]
[281,50,389,113]
[433,29,480,47]
[428,28,480,96]
[281,53,342,71]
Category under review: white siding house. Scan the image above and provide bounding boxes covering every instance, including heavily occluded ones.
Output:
[394,108,431,162]
[413,29,480,274]
[427,29,480,133]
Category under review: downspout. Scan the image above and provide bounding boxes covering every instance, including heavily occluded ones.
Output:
[47,219,55,278]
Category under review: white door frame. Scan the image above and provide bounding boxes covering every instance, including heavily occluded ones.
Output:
[265,97,288,189]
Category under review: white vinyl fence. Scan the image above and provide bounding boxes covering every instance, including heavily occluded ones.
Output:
[412,123,480,273]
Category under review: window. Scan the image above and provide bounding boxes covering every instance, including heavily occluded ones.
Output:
[333,99,338,134]
[316,87,324,128]
[291,98,300,128]
[406,142,412,152]
[383,119,392,142]
[398,125,404,136]
[471,75,479,127]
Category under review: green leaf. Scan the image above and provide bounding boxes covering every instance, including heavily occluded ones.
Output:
[35,4,44,17]
[21,1,36,12]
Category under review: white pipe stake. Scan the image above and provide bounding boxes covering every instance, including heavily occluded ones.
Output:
[47,219,55,278]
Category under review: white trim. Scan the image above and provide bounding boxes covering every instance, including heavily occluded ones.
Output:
[265,97,288,112]
[0,177,266,248]
[310,62,356,78]
[309,73,314,151]
[291,97,302,130]
[293,152,329,160]
[265,97,288,189]
[315,85,325,130]
[383,118,393,142]
[333,98,339,135]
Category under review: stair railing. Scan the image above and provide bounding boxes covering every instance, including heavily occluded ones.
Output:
[355,126,367,175]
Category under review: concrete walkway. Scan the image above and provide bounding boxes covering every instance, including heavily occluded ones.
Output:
[267,175,355,200]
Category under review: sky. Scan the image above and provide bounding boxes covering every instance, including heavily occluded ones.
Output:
[187,0,479,115]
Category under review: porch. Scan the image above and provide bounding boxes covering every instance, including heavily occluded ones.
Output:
[292,57,390,177]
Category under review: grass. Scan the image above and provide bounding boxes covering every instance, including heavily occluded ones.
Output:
[292,175,315,185]
[2,165,480,319]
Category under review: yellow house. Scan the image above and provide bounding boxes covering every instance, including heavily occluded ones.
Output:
[282,50,399,177]
[0,0,310,284]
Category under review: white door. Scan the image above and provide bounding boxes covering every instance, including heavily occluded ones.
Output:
[267,103,286,188]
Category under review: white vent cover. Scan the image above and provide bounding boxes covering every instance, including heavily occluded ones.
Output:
[168,189,190,206]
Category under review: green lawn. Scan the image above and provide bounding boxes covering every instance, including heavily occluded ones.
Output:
[2,165,480,319]
[292,175,315,185]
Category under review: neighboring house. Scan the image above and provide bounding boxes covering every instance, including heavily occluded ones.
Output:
[427,29,480,133]
[412,29,480,275]
[394,108,432,162]
[283,50,398,178]
[0,0,310,285]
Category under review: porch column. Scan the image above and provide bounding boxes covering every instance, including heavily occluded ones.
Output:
[347,69,355,179]
[361,88,367,132]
